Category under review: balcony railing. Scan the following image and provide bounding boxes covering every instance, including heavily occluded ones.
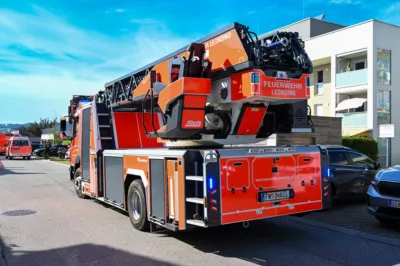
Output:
[336,112,367,127]
[336,69,368,88]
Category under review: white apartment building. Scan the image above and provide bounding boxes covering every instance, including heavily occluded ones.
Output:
[305,20,397,166]
[261,16,398,165]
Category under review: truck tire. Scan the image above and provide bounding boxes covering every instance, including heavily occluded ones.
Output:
[127,179,149,231]
[73,168,87,199]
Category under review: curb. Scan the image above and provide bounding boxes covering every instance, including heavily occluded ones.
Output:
[43,159,69,167]
[287,216,400,247]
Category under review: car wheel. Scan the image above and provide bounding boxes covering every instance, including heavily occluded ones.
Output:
[376,216,399,227]
[127,179,149,231]
[27,157,31,160]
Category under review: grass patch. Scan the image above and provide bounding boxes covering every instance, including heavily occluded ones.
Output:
[49,157,70,165]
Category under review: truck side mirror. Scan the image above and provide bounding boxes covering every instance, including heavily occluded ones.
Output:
[60,119,66,132]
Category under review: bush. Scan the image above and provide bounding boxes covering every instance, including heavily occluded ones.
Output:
[342,136,378,161]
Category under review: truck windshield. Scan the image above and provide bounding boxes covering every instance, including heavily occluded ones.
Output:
[12,140,29,146]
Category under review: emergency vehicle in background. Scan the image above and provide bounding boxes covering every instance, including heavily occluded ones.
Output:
[5,136,32,160]
[0,131,20,155]
[60,22,332,232]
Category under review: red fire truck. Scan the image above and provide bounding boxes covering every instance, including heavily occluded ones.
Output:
[60,22,332,232]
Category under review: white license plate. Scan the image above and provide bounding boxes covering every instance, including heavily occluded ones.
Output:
[259,190,290,202]
[389,200,400,209]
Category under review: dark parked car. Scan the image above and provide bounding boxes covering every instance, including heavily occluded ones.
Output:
[367,166,400,227]
[33,144,68,157]
[322,145,381,200]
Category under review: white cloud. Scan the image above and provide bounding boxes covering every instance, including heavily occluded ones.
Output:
[379,2,400,25]
[385,2,400,14]
[247,10,256,15]
[329,0,361,4]
[0,6,195,122]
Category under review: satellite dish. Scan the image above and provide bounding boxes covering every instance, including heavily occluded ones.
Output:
[314,14,326,21]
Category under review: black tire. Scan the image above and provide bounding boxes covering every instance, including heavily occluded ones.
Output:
[27,157,31,160]
[127,179,149,231]
[376,216,399,227]
[59,153,65,159]
[5,155,8,159]
[73,168,87,199]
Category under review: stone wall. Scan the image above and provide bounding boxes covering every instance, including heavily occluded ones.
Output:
[228,116,342,147]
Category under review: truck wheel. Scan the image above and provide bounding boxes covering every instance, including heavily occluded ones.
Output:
[27,157,31,160]
[127,179,149,231]
[73,168,87,199]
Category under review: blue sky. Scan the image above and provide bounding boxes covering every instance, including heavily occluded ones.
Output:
[0,0,399,123]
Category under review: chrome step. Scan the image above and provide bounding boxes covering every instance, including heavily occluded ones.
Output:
[101,137,112,140]
[187,219,207,227]
[99,125,110,128]
[186,175,203,181]
[186,197,203,204]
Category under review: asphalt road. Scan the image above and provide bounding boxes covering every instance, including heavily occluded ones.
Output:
[1,156,400,266]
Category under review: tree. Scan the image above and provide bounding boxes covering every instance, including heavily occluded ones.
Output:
[18,117,58,137]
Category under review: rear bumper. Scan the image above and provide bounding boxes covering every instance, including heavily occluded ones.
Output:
[367,184,400,220]
[8,153,31,157]
[220,200,322,225]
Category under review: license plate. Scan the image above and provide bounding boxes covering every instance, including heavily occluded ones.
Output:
[258,190,291,202]
[389,200,400,209]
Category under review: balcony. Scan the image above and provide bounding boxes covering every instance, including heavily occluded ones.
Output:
[336,69,368,88]
[336,112,367,127]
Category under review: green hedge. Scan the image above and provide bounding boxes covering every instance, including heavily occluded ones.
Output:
[342,136,378,161]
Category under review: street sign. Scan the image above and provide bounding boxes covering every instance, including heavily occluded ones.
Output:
[379,124,395,138]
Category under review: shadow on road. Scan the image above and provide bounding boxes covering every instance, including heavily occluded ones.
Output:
[159,219,308,264]
[0,168,45,175]
[0,235,176,266]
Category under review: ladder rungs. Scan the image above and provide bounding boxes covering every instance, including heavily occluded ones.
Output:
[101,137,112,140]
[186,197,204,204]
[187,219,207,227]
[99,125,110,128]
[186,175,203,181]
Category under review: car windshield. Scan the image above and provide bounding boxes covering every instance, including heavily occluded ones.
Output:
[12,140,29,146]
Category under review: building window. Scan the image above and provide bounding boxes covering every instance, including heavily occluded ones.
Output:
[353,60,366,70]
[377,48,391,85]
[315,104,323,116]
[376,90,391,166]
[315,70,323,95]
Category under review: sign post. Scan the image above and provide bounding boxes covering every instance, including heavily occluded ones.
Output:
[379,124,394,167]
